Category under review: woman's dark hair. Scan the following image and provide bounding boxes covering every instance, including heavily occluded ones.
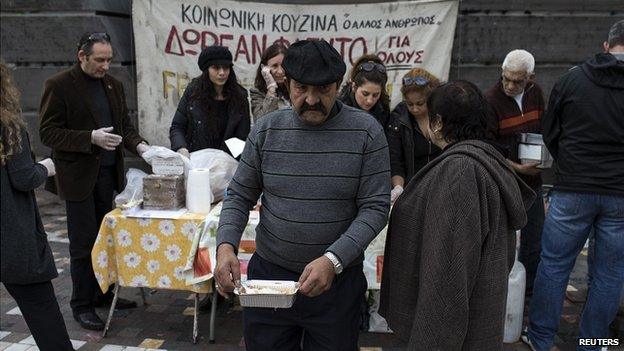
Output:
[254,42,289,95]
[427,80,498,143]
[188,65,245,134]
[346,54,390,111]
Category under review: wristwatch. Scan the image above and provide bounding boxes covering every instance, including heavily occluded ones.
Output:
[324,252,343,274]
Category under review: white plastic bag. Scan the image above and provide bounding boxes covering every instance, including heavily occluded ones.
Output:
[367,290,393,333]
[141,146,238,203]
[141,145,191,170]
[189,148,238,202]
[115,168,148,208]
[184,220,215,285]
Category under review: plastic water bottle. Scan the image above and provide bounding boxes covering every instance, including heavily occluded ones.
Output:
[504,231,526,343]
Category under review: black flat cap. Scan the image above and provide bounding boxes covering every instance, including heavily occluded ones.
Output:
[198,46,233,71]
[282,40,346,86]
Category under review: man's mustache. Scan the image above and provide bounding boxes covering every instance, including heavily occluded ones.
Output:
[300,102,327,114]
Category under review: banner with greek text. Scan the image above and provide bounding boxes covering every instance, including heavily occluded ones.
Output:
[133,0,459,146]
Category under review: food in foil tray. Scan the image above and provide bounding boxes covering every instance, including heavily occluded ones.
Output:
[235,280,299,308]
[235,280,298,295]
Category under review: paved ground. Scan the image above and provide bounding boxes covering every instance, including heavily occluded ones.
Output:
[1,188,622,350]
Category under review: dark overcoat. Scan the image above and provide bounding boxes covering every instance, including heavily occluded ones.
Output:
[379,140,535,350]
[1,129,57,284]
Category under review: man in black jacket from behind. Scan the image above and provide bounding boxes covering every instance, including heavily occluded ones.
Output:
[525,20,624,351]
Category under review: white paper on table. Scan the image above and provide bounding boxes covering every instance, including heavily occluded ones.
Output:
[225,137,246,158]
[123,207,188,219]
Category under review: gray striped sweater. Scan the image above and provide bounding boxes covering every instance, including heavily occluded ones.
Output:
[216,101,391,272]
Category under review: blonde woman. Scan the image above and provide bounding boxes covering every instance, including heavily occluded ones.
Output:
[386,68,441,202]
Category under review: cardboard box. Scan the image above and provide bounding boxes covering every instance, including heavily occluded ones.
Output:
[518,133,553,169]
[143,174,185,210]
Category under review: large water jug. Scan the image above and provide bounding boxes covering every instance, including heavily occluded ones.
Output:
[504,231,526,343]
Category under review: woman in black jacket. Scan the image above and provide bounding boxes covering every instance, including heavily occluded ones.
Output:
[1,60,74,350]
[170,46,250,158]
[387,68,442,202]
[338,54,390,128]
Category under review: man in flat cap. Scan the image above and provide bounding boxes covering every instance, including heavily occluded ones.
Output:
[215,39,390,350]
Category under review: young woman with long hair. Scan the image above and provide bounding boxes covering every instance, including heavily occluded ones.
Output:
[250,42,290,121]
[170,46,250,158]
[338,54,390,127]
[1,59,74,350]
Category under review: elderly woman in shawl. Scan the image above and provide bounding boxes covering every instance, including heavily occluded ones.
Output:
[379,80,535,350]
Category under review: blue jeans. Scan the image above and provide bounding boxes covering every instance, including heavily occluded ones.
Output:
[527,191,624,351]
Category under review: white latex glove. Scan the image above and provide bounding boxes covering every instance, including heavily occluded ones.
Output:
[390,185,404,203]
[253,197,262,211]
[38,158,56,177]
[136,142,150,156]
[177,147,190,159]
[91,127,122,151]
[261,64,278,90]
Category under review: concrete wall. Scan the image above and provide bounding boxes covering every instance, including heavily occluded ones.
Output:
[2,0,623,157]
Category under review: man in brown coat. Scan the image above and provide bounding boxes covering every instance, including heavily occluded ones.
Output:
[39,32,149,330]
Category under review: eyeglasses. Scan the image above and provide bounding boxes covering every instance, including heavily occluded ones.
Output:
[402,76,429,86]
[78,32,111,50]
[358,61,387,74]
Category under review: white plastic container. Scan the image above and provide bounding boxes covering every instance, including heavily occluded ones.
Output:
[504,231,526,343]
[518,133,553,168]
[235,280,299,308]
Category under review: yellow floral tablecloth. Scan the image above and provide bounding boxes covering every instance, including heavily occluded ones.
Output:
[92,209,211,294]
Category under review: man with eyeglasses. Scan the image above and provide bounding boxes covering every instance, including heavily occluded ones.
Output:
[214,39,390,351]
[39,32,149,330]
[485,49,545,297]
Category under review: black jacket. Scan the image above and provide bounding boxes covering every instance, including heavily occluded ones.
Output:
[338,85,390,128]
[387,102,441,184]
[169,79,250,155]
[1,129,57,284]
[542,53,624,196]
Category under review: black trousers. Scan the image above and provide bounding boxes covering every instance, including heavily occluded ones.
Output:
[3,281,74,351]
[65,166,116,313]
[520,186,545,293]
[243,253,367,351]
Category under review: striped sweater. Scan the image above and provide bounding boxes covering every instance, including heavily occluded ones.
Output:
[485,80,545,188]
[216,101,391,272]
